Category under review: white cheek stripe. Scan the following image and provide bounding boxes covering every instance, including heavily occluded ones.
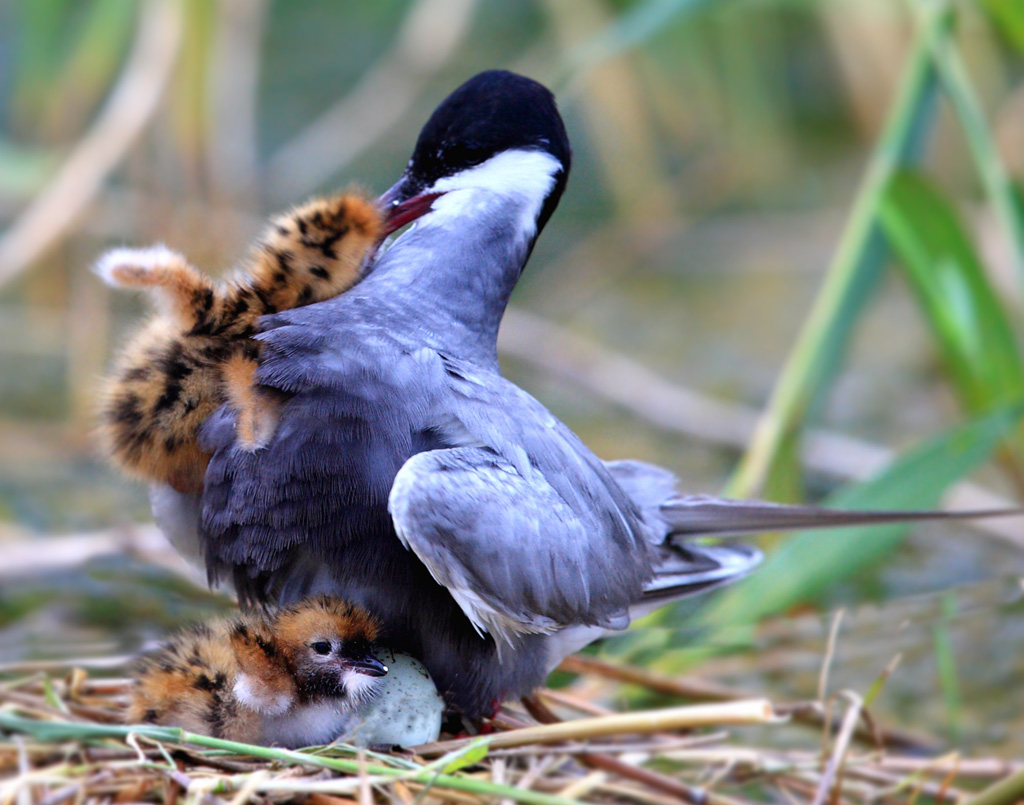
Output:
[424,149,562,242]
[429,149,561,203]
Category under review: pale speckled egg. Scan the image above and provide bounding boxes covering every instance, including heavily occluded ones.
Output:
[347,648,444,747]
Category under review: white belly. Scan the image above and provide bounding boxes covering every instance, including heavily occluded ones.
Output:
[262,702,359,748]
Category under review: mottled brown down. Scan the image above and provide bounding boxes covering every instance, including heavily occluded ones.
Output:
[97,192,382,493]
[128,595,381,744]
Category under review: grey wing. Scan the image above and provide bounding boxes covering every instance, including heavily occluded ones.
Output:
[389,446,644,647]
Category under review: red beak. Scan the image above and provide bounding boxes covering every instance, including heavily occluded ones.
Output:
[378,180,445,237]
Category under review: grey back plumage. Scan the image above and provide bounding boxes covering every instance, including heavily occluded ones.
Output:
[197,153,672,714]
[186,72,768,717]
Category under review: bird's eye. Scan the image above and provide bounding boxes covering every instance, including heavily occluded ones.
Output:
[311,641,332,656]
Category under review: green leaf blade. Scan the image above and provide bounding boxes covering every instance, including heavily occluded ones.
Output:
[978,0,1024,53]
[879,170,1024,414]
[702,402,1024,630]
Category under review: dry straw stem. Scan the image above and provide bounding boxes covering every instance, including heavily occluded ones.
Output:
[417,699,777,756]
[844,760,969,804]
[3,670,1022,804]
[881,756,1024,780]
[811,691,863,805]
[816,609,845,707]
[579,750,744,805]
[0,0,184,290]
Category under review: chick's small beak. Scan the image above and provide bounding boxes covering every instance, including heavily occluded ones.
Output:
[377,178,444,237]
[343,653,388,678]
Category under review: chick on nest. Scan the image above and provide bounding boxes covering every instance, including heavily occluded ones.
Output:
[127,595,388,748]
[95,192,382,494]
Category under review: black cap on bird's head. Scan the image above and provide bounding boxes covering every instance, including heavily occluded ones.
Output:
[379,70,571,237]
[405,70,571,192]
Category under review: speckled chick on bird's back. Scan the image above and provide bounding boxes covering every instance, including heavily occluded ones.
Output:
[95,192,382,495]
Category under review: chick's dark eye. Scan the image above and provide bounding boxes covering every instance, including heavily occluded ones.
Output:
[311,641,332,656]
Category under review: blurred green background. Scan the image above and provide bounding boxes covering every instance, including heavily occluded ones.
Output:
[1,0,1023,755]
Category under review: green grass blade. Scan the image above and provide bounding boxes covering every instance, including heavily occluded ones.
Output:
[932,592,962,742]
[727,2,953,498]
[961,767,1024,805]
[920,2,1024,282]
[0,714,184,743]
[0,714,574,805]
[705,400,1024,629]
[439,739,490,774]
[861,654,901,709]
[977,0,1024,52]
[879,169,1024,415]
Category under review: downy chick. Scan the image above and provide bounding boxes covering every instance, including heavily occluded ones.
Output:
[128,595,388,748]
[96,192,382,494]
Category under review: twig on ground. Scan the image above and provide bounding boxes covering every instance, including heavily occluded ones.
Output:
[811,691,862,805]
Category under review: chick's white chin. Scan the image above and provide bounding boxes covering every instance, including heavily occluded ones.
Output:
[259,673,385,748]
[343,669,385,704]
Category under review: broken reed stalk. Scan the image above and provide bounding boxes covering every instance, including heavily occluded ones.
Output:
[811,692,863,805]
[417,699,777,755]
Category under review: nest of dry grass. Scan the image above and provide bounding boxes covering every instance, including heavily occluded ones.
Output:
[2,653,1021,805]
